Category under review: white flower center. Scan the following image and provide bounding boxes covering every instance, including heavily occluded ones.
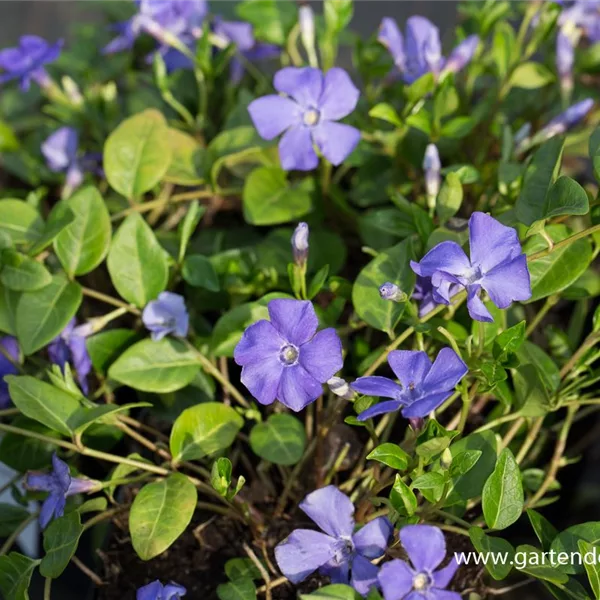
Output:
[413,572,431,591]
[279,344,299,366]
[303,109,320,127]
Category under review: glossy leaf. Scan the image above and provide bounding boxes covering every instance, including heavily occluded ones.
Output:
[367,443,410,471]
[468,528,514,580]
[0,249,52,291]
[250,413,306,466]
[0,553,39,600]
[165,128,205,186]
[40,511,83,578]
[0,200,44,245]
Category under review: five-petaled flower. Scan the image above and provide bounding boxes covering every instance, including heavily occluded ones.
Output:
[378,16,478,83]
[137,580,187,600]
[275,485,393,595]
[410,212,531,323]
[0,35,62,91]
[48,318,93,395]
[142,292,190,341]
[248,67,361,171]
[352,348,467,421]
[0,336,20,409]
[25,453,98,529]
[234,299,343,411]
[378,525,460,600]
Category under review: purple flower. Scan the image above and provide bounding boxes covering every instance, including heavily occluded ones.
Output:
[379,283,407,303]
[410,212,531,322]
[234,299,343,411]
[213,17,280,84]
[352,348,467,421]
[248,67,361,171]
[556,30,575,88]
[423,144,441,205]
[412,276,461,318]
[538,98,594,140]
[48,318,92,395]
[378,525,460,600]
[41,127,87,196]
[378,17,477,83]
[0,35,62,91]
[25,453,98,529]
[292,222,309,265]
[275,486,393,595]
[0,336,19,409]
[142,292,189,341]
[559,1,600,43]
[137,581,186,600]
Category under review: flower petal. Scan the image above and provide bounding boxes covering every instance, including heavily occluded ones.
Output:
[274,66,323,108]
[268,299,318,346]
[466,286,494,323]
[39,491,66,529]
[357,400,404,421]
[240,358,283,406]
[480,254,532,308]
[468,212,522,273]
[164,582,187,599]
[300,485,355,538]
[432,557,459,588]
[234,320,283,366]
[319,68,359,121]
[299,328,343,383]
[353,516,393,559]
[423,348,468,392]
[25,473,54,492]
[351,376,403,400]
[320,560,350,585]
[410,241,471,279]
[313,121,361,166]
[351,554,380,596]
[378,559,415,600]
[400,525,446,571]
[402,391,452,418]
[429,591,462,600]
[278,125,319,171]
[67,335,92,395]
[248,95,301,140]
[277,363,322,411]
[445,35,479,74]
[51,453,71,492]
[388,350,432,388]
[137,581,163,600]
[378,18,405,69]
[405,16,442,79]
[274,529,339,584]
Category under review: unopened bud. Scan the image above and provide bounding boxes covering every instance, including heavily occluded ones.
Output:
[423,144,441,209]
[327,377,354,401]
[299,5,318,68]
[408,417,424,432]
[292,222,309,265]
[441,448,453,470]
[62,76,83,106]
[379,282,407,303]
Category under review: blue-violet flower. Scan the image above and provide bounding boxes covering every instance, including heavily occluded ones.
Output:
[137,580,187,600]
[142,292,189,341]
[0,336,20,409]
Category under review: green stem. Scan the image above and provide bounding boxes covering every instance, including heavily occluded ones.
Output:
[0,513,37,556]
[44,577,52,600]
[525,295,559,338]
[80,287,140,316]
[528,224,600,262]
[0,408,20,419]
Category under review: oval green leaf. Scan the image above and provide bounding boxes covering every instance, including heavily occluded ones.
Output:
[0,200,44,245]
[250,413,306,466]
[0,249,52,291]
[40,511,83,578]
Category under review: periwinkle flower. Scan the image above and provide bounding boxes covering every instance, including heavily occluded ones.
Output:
[292,222,309,265]
[412,276,460,318]
[378,525,460,600]
[538,98,594,141]
[379,283,407,303]
[0,35,62,91]
[25,453,98,529]
[234,299,343,411]
[378,17,478,83]
[352,348,467,421]
[423,144,441,206]
[275,486,393,595]
[142,292,189,342]
[248,67,361,171]
[48,318,92,395]
[410,212,531,323]
[327,376,354,401]
[41,127,85,196]
[137,580,186,600]
[0,336,20,409]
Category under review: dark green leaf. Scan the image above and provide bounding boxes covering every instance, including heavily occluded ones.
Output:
[469,528,514,580]
[0,553,39,600]
[182,254,220,291]
[367,443,410,471]
[250,413,306,466]
[40,511,83,578]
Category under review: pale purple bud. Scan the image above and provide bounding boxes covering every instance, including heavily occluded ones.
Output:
[327,377,354,400]
[299,5,315,48]
[556,30,575,91]
[379,282,407,303]
[423,144,441,203]
[444,35,479,74]
[408,417,424,432]
[540,98,594,140]
[292,222,309,265]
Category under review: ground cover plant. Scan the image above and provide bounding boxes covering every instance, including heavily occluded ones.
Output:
[0,1,599,599]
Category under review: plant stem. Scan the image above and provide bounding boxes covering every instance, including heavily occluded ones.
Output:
[559,332,600,380]
[81,287,141,316]
[525,295,559,338]
[44,577,52,600]
[528,224,600,262]
[0,513,37,556]
[515,417,544,464]
[0,408,19,419]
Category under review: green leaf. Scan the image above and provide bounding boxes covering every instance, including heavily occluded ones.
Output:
[178,201,205,263]
[352,238,416,336]
[0,200,44,246]
[390,474,417,516]
[301,585,362,600]
[543,176,589,220]
[130,473,197,561]
[518,341,560,392]
[6,375,81,436]
[369,103,402,127]
[590,126,600,182]
[0,505,30,536]
[579,540,600,599]
[67,402,152,434]
[182,254,220,291]
[468,528,514,580]
[493,321,526,361]
[86,329,139,374]
[482,448,524,530]
[514,364,552,417]
[450,450,482,477]
[53,186,111,277]
[516,137,564,226]
[411,472,446,503]
[104,109,172,199]
[0,283,18,335]
[225,558,262,581]
[307,264,330,300]
[551,522,600,575]
[107,213,169,307]
[170,402,244,463]
[0,553,39,600]
[165,129,205,186]
[525,224,593,301]
[515,545,569,584]
[0,416,59,472]
[108,338,200,394]
[40,511,83,578]
[15,274,82,355]
[367,443,410,471]
[28,205,75,256]
[107,453,151,500]
[236,0,297,45]
[211,457,232,497]
[250,413,306,466]
[217,577,257,600]
[0,120,19,151]
[436,172,463,225]
[0,249,52,291]
[527,509,559,552]
[509,62,555,89]
[243,167,312,225]
[440,116,476,139]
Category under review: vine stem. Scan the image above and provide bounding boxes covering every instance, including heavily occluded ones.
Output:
[525,295,559,338]
[81,287,141,316]
[559,331,600,380]
[0,513,37,556]
[527,224,600,262]
[44,577,52,600]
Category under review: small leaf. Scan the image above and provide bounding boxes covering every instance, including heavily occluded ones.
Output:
[450,450,482,477]
[40,511,83,578]
[217,577,257,600]
[436,172,463,225]
[369,103,402,127]
[0,553,40,600]
[493,321,526,361]
[482,448,524,530]
[390,474,417,516]
[178,201,205,263]
[551,522,600,575]
[509,62,555,89]
[0,200,44,246]
[527,509,559,552]
[225,558,262,582]
[579,540,600,599]
[67,402,152,434]
[0,416,59,472]
[300,585,362,600]
[250,413,306,466]
[468,528,514,580]
[86,329,139,374]
[165,129,205,186]
[211,457,233,497]
[367,443,410,471]
[515,545,568,584]
[182,254,220,291]
[107,453,151,500]
[130,473,197,560]
[0,249,52,291]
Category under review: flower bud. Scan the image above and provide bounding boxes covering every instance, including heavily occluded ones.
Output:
[440,447,453,470]
[423,144,441,210]
[327,376,354,400]
[379,282,407,303]
[299,5,318,68]
[408,417,424,432]
[292,222,309,265]
[556,31,574,94]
